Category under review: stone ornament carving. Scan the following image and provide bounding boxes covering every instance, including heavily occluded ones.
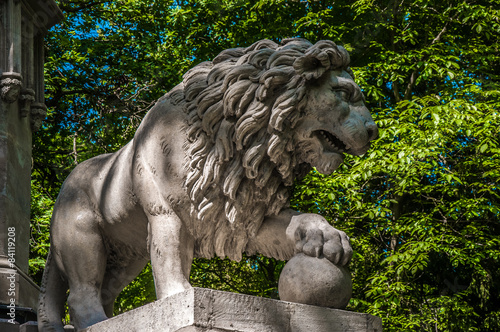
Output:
[0,73,45,131]
[0,72,46,131]
[30,102,47,132]
[20,88,35,117]
[38,38,378,332]
[0,72,23,103]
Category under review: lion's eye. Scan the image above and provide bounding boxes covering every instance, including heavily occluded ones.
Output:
[337,89,351,102]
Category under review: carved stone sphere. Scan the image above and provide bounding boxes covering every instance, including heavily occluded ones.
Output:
[278,253,352,309]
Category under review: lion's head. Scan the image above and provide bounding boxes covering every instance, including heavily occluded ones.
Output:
[177,38,377,260]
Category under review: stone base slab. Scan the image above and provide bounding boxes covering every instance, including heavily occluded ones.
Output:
[84,287,382,332]
[0,266,40,311]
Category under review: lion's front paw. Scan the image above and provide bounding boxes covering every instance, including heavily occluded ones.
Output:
[289,214,352,266]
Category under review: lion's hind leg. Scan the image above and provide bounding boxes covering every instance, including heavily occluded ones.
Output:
[38,249,68,332]
[65,226,108,329]
[52,200,108,330]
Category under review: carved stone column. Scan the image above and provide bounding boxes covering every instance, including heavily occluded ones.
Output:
[0,0,63,326]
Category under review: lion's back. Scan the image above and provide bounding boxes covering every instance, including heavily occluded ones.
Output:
[56,152,115,203]
[54,142,138,223]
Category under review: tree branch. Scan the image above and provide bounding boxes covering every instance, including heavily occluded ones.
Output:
[403,70,418,100]
[58,0,113,13]
[402,14,456,100]
[390,0,402,102]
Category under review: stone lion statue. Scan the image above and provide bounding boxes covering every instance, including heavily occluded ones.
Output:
[38,38,378,331]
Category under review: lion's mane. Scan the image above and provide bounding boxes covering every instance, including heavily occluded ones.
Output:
[174,38,351,260]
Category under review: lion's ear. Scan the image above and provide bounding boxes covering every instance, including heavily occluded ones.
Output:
[293,45,334,81]
[293,54,328,81]
[293,41,352,81]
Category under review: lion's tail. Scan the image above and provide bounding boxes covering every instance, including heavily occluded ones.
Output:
[38,249,68,332]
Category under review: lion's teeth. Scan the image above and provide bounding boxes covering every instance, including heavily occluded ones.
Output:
[319,130,347,152]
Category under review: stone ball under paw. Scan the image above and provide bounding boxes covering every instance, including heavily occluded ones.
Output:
[278,253,352,309]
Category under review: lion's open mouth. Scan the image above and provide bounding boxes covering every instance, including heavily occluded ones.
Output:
[316,130,348,153]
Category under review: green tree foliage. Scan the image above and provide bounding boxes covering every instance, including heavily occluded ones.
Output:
[29,181,54,283]
[30,0,499,330]
[190,255,284,299]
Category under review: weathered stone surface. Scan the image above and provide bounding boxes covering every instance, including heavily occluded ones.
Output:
[0,0,63,324]
[0,73,23,103]
[279,253,352,309]
[0,318,20,332]
[0,80,40,312]
[39,39,379,331]
[0,266,40,310]
[0,98,33,273]
[19,320,38,332]
[83,288,382,332]
[30,102,47,131]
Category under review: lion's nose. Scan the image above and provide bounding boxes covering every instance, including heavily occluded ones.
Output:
[366,121,379,141]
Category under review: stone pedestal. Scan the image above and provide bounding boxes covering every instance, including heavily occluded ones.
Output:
[0,98,40,311]
[83,288,382,332]
[0,0,63,324]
